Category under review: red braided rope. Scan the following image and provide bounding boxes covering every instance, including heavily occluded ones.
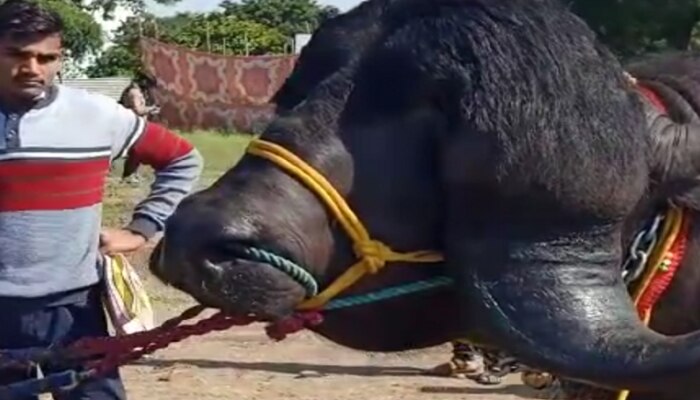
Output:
[70,306,254,375]
[66,305,325,377]
[636,214,691,319]
[265,312,324,341]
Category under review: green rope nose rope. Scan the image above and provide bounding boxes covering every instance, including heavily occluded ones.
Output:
[228,245,319,297]
[229,244,453,311]
[323,276,453,310]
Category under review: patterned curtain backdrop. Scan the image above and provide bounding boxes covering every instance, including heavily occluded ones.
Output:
[139,38,298,133]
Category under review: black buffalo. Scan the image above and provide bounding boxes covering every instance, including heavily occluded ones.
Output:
[150,0,700,397]
[275,4,700,397]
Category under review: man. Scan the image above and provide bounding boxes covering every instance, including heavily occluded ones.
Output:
[0,1,203,399]
[119,73,160,119]
[119,74,161,184]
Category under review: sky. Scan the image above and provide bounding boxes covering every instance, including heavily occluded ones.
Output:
[146,0,362,17]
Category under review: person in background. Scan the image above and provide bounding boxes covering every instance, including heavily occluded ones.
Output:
[119,72,160,119]
[119,73,161,183]
[0,1,203,398]
[119,73,160,185]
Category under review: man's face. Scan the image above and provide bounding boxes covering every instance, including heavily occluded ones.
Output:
[0,33,62,104]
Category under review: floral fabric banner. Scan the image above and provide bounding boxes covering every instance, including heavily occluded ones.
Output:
[140,38,298,132]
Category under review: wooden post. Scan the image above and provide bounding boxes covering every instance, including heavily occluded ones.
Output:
[206,21,211,52]
[153,19,160,39]
[137,14,143,37]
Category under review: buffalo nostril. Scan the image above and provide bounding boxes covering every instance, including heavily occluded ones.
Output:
[202,260,225,282]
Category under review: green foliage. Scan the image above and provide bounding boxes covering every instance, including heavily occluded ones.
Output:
[82,0,180,17]
[86,10,289,77]
[569,0,700,59]
[85,44,137,76]
[5,0,188,62]
[220,0,339,36]
[164,13,287,55]
[85,13,156,77]
[32,0,103,59]
[86,0,341,77]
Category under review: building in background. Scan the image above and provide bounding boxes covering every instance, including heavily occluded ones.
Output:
[60,77,133,101]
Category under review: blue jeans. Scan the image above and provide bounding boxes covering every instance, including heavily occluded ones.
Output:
[0,286,126,400]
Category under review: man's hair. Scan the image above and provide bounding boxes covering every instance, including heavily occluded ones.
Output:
[136,72,157,88]
[0,0,63,40]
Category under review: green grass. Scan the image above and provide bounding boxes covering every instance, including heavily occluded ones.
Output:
[102,130,253,228]
[180,129,254,185]
[99,130,256,309]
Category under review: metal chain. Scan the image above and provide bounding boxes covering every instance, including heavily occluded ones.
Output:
[622,212,664,284]
[482,349,524,377]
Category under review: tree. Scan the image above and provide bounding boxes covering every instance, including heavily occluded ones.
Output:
[82,0,180,18]
[86,11,288,77]
[0,0,186,75]
[220,0,340,36]
[87,0,341,77]
[167,12,287,55]
[569,0,700,58]
[85,13,158,77]
[84,43,137,76]
[0,0,105,60]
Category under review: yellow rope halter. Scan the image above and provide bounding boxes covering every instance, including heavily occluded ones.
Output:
[245,138,444,310]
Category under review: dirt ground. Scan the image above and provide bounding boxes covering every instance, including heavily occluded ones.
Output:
[120,320,545,400]
[110,246,547,400]
[91,152,550,400]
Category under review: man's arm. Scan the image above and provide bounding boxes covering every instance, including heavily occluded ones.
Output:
[108,101,203,240]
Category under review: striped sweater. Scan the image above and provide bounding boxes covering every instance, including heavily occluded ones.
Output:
[0,84,202,298]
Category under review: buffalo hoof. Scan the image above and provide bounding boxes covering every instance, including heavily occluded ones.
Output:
[521,370,555,390]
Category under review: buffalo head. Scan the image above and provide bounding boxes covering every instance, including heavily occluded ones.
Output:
[151,0,700,393]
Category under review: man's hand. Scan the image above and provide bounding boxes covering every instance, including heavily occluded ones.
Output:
[100,228,147,255]
[147,106,161,116]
